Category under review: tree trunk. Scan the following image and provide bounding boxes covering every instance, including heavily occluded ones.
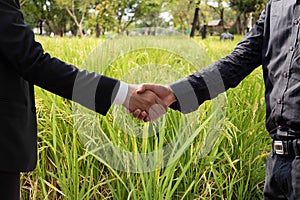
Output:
[201,25,207,39]
[200,10,207,39]
[236,12,242,35]
[78,24,84,37]
[96,23,101,38]
[179,15,185,35]
[65,7,85,37]
[243,13,248,34]
[39,20,43,35]
[220,8,225,32]
[190,2,200,38]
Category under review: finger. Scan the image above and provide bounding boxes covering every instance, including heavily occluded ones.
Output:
[144,116,151,123]
[141,111,148,118]
[136,84,146,94]
[138,111,148,121]
[133,109,142,118]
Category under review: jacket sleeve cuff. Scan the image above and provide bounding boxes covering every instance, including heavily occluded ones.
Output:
[113,81,128,105]
[95,76,120,115]
[72,70,120,116]
[169,78,200,114]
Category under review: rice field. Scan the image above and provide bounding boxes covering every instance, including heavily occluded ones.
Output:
[20,35,271,200]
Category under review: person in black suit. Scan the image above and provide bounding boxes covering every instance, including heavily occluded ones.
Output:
[0,0,166,199]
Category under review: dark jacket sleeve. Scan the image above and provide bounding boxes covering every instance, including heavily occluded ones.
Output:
[0,2,119,115]
[169,8,266,114]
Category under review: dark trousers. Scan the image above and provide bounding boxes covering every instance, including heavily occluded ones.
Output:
[264,154,300,199]
[0,171,20,200]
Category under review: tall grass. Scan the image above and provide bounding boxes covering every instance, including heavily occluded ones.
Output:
[20,36,271,199]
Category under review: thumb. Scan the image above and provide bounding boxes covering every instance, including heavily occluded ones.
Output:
[137,84,152,94]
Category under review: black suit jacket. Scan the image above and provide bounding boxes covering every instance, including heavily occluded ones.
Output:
[0,0,120,172]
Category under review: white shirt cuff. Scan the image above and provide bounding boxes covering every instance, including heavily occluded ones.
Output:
[113,81,128,105]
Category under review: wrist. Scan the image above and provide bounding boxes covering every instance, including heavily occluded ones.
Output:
[113,81,129,105]
[166,86,177,106]
[121,84,136,108]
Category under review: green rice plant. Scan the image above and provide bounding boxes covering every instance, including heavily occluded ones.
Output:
[197,36,270,199]
[19,35,269,200]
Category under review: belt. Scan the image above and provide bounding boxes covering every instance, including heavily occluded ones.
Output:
[276,126,300,140]
[272,127,300,156]
[273,139,300,156]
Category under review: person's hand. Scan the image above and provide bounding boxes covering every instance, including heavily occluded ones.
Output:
[137,84,177,106]
[123,84,167,122]
[129,84,177,121]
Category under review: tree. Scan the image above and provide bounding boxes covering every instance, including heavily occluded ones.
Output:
[56,0,96,37]
[21,0,70,36]
[87,0,162,35]
[166,0,195,35]
[135,1,165,28]
[207,0,228,31]
[229,0,266,34]
[190,1,200,37]
[111,0,144,33]
[90,1,116,37]
[20,0,26,6]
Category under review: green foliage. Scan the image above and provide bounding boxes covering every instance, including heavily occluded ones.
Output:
[229,0,264,14]
[21,0,72,36]
[165,0,195,33]
[55,0,96,36]
[135,1,166,28]
[20,36,270,199]
[111,0,164,32]
[229,0,267,34]
[92,1,116,35]
[21,0,268,36]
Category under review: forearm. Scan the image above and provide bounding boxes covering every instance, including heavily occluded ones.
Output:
[170,11,265,114]
[0,6,121,115]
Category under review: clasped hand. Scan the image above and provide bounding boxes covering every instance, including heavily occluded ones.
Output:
[124,84,177,122]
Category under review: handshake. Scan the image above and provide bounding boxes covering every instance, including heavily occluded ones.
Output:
[123,84,177,122]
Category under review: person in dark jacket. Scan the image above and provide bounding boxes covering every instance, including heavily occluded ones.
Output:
[0,0,166,199]
[135,0,300,199]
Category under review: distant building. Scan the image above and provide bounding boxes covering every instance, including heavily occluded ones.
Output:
[207,19,235,35]
[207,19,224,34]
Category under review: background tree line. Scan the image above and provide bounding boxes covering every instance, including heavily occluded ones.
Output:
[21,0,267,37]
